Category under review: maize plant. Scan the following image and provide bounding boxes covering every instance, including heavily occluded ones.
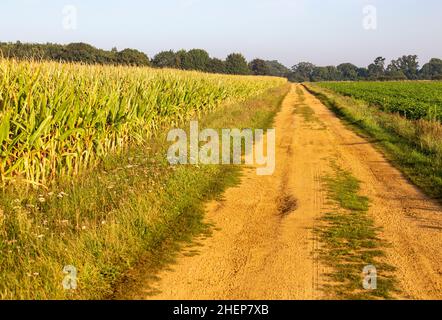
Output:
[0,59,286,186]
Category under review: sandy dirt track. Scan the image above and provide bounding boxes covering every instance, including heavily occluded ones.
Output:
[121,84,442,300]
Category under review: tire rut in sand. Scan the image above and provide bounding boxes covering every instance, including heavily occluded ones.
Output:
[303,86,442,299]
[119,84,325,300]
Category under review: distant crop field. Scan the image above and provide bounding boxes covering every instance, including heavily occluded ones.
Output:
[316,81,442,121]
[0,59,286,186]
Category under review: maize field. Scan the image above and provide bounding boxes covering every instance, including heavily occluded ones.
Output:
[0,59,286,186]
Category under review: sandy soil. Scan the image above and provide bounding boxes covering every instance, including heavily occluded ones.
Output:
[302,87,442,299]
[121,84,442,300]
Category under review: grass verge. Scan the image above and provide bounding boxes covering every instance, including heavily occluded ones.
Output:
[0,84,290,300]
[293,86,325,129]
[318,163,397,300]
[304,83,442,201]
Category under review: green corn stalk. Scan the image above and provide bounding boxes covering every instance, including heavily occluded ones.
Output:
[0,58,286,187]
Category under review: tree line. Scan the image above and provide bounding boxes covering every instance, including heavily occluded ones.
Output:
[0,42,151,67]
[1,41,441,81]
[0,41,289,77]
[289,56,442,82]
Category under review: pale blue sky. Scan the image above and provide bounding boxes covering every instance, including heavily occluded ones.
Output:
[1,0,441,67]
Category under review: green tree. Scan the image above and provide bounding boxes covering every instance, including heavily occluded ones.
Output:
[289,62,315,82]
[175,49,188,69]
[357,67,369,80]
[310,66,341,81]
[117,48,150,66]
[385,69,408,80]
[368,56,386,80]
[420,58,442,80]
[183,49,210,71]
[387,55,419,80]
[152,50,179,68]
[64,42,97,63]
[225,53,251,75]
[326,66,341,80]
[207,58,226,74]
[311,67,329,81]
[265,60,290,77]
[249,59,270,75]
[337,63,359,81]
